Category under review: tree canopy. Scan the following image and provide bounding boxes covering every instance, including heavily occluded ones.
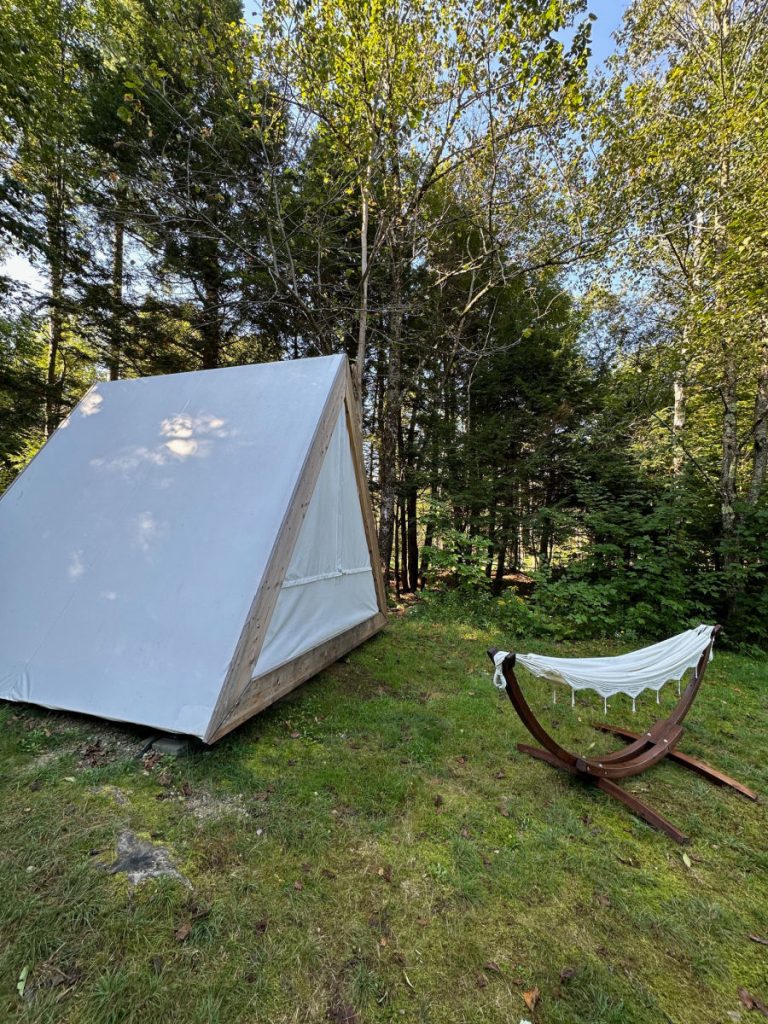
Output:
[1,0,766,645]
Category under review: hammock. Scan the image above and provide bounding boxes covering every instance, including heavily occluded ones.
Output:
[492,624,715,711]
[487,624,758,843]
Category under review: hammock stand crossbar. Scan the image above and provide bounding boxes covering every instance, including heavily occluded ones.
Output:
[488,625,757,843]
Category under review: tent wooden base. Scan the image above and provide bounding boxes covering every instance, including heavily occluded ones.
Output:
[488,627,757,843]
[209,610,388,741]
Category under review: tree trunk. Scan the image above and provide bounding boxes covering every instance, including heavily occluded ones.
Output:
[406,485,418,592]
[353,177,370,419]
[45,188,65,437]
[109,212,124,381]
[393,499,401,600]
[494,540,507,592]
[377,256,403,577]
[201,265,222,370]
[672,374,686,476]
[719,352,739,539]
[485,503,497,578]
[399,493,408,592]
[748,330,768,505]
[493,508,510,591]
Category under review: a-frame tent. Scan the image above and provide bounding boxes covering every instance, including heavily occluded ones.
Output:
[0,354,387,742]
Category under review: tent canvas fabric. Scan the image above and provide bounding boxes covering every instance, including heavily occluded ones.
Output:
[0,353,386,742]
[492,624,716,703]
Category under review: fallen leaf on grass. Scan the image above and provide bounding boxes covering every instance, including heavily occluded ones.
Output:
[29,779,42,792]
[497,804,510,818]
[484,961,500,973]
[559,966,576,983]
[293,880,304,891]
[321,868,336,880]
[739,989,768,1016]
[289,731,301,739]
[16,966,29,998]
[476,973,488,989]
[174,922,192,942]
[523,987,540,1011]
[682,853,692,869]
[377,865,393,882]
[748,935,768,946]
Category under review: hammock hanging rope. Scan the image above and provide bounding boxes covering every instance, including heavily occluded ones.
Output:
[492,624,716,709]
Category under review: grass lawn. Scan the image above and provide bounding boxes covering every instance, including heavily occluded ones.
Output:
[1,601,766,1024]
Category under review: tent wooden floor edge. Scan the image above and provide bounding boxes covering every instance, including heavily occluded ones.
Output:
[206,610,387,743]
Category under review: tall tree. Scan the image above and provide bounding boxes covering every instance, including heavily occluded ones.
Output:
[262,0,594,571]
[0,0,98,434]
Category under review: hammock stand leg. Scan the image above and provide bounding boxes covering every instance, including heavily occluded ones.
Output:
[487,627,752,844]
[591,723,758,802]
[516,743,689,844]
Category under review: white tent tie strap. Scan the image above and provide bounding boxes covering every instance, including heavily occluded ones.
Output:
[491,624,716,705]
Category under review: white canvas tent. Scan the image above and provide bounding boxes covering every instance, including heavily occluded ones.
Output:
[0,354,387,742]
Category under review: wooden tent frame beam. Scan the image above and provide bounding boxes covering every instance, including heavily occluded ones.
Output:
[206,360,387,743]
[488,626,757,843]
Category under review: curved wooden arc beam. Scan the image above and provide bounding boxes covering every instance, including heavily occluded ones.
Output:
[488,626,756,843]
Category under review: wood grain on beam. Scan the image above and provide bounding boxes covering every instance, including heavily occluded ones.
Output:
[208,610,387,742]
[206,360,347,741]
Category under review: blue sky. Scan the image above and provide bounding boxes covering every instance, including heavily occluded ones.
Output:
[586,0,628,68]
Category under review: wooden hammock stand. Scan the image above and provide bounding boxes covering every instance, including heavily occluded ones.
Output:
[488,626,757,843]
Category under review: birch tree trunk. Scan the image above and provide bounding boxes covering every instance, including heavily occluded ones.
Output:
[748,327,768,505]
[672,375,686,476]
[353,175,370,419]
[719,352,739,539]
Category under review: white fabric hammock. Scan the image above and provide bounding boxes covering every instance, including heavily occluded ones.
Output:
[492,624,716,711]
